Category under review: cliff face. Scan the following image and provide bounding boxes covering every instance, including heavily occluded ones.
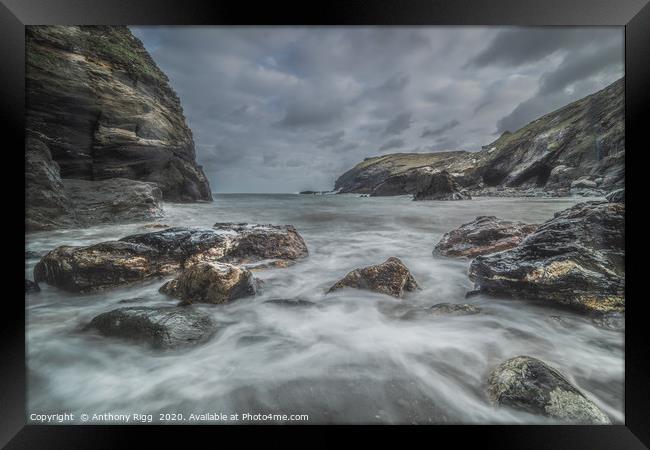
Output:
[26,26,212,203]
[334,78,624,197]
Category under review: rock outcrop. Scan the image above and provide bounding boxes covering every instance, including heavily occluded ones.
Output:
[334,79,624,197]
[85,306,216,349]
[25,25,212,231]
[412,169,471,201]
[64,178,163,225]
[434,216,538,258]
[34,224,308,292]
[328,257,419,298]
[160,262,257,305]
[469,202,624,313]
[487,356,611,424]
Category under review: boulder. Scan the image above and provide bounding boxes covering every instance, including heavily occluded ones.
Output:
[35,224,308,292]
[469,202,624,313]
[85,306,216,349]
[25,279,41,293]
[160,262,257,305]
[400,303,480,320]
[213,223,309,264]
[487,356,611,424]
[34,241,165,293]
[434,216,538,258]
[413,169,471,201]
[605,188,624,203]
[328,257,419,298]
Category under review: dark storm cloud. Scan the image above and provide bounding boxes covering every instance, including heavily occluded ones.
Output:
[130,26,623,192]
[421,119,460,138]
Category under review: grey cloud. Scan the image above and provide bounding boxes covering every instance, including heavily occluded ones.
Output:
[131,26,623,192]
[316,130,345,148]
[421,119,460,138]
[383,112,413,136]
[469,28,618,68]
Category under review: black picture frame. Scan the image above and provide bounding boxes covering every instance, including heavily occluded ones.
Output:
[3,0,647,447]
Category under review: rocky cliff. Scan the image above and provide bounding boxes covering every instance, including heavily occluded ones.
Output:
[334,78,624,197]
[26,26,212,231]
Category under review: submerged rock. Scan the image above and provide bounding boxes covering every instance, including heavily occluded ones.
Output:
[35,224,308,292]
[328,257,419,298]
[469,202,624,313]
[85,306,216,349]
[413,169,471,201]
[160,262,257,305]
[263,298,316,308]
[605,188,624,203]
[434,216,538,258]
[400,303,480,320]
[25,279,41,293]
[487,356,611,424]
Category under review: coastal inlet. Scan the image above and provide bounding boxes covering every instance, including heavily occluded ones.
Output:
[25,194,623,424]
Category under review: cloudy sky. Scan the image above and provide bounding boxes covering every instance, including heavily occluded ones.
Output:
[130,26,623,193]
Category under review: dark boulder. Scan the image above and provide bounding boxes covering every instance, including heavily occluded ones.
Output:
[487,356,611,424]
[434,216,538,258]
[160,262,257,305]
[469,202,624,313]
[263,298,316,308]
[413,169,471,201]
[328,257,419,298]
[85,306,216,349]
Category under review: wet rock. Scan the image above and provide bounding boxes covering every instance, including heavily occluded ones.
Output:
[487,356,611,424]
[212,223,309,265]
[35,224,308,292]
[120,227,232,264]
[25,279,41,293]
[34,241,165,293]
[160,262,257,305]
[413,169,471,201]
[469,202,624,313]
[434,216,538,258]
[605,188,624,203]
[328,257,419,298]
[400,303,480,320]
[263,298,316,308]
[85,306,216,349]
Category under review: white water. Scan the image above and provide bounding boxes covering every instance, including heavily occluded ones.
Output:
[25,194,624,424]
